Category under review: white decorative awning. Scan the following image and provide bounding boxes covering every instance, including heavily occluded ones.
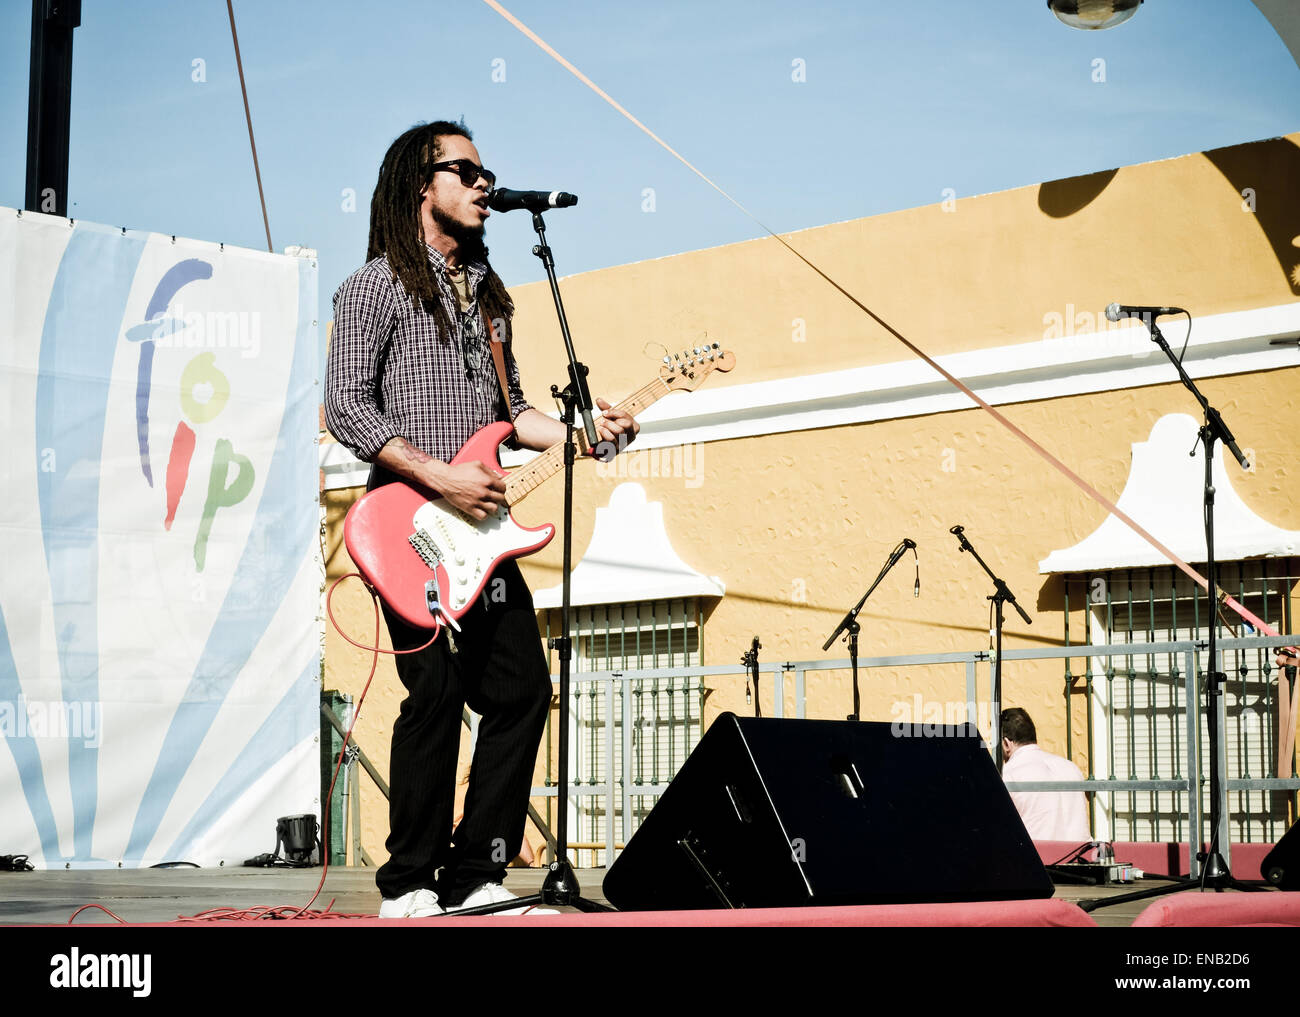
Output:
[1040,413,1300,573]
[533,483,726,608]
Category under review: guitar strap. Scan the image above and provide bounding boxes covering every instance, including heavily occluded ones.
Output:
[482,307,514,423]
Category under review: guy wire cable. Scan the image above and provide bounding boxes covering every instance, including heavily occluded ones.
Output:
[480,0,1280,639]
[226,0,273,253]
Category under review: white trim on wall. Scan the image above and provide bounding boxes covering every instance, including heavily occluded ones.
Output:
[322,302,1300,487]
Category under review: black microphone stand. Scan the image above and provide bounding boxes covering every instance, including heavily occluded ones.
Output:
[948,526,1031,772]
[742,637,762,717]
[823,540,914,721]
[453,209,611,915]
[1080,312,1263,913]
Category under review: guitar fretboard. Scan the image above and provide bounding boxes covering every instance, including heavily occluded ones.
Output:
[504,377,672,505]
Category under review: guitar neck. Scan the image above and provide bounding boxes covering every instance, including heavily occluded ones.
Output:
[504,377,673,505]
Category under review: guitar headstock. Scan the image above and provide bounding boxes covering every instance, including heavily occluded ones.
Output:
[660,343,737,391]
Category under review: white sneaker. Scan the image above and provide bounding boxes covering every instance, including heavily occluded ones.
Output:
[378,887,443,918]
[447,881,558,916]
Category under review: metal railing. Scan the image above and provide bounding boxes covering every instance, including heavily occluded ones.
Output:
[535,635,1299,874]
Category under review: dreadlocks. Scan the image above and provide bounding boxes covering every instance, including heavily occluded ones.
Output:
[366,120,515,341]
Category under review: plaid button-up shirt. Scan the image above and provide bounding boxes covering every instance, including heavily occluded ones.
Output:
[324,247,531,471]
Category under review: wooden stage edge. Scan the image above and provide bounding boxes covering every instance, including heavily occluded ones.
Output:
[0,866,1265,927]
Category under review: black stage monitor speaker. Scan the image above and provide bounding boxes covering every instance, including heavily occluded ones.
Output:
[1261,822,1300,889]
[603,713,1054,910]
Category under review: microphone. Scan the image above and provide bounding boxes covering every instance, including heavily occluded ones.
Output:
[488,188,578,213]
[1105,303,1184,323]
[907,540,920,598]
[949,525,964,536]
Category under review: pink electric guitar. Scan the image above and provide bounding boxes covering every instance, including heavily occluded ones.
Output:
[344,344,736,633]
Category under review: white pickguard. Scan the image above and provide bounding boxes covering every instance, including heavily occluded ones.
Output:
[411,499,539,613]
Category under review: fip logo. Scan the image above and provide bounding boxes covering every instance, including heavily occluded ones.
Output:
[123,258,255,571]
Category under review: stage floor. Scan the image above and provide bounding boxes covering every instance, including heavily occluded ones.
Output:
[0,866,1196,926]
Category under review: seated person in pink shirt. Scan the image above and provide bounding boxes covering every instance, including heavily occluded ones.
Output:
[1000,708,1090,842]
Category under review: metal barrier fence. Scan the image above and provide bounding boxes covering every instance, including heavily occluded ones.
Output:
[534,635,1299,874]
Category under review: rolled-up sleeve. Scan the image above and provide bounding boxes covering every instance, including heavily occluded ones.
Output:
[324,266,398,462]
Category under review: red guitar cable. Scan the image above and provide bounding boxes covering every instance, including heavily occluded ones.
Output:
[133,575,436,924]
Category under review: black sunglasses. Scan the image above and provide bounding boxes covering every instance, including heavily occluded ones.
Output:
[429,160,496,190]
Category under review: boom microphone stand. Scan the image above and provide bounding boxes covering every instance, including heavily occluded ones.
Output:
[1080,310,1262,912]
[823,540,916,721]
[454,208,612,915]
[948,526,1032,772]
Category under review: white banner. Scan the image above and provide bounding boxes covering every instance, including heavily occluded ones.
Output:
[0,209,319,868]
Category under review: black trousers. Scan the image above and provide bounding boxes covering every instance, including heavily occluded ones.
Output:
[374,559,551,906]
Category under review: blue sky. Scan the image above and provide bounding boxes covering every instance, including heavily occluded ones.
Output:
[3,0,1298,345]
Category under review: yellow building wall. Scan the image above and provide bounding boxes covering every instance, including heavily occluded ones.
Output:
[508,134,1300,391]
[322,134,1300,870]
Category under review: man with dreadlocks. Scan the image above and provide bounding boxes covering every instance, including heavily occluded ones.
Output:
[325,121,638,917]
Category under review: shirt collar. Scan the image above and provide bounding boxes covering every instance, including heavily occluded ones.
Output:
[423,242,487,291]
